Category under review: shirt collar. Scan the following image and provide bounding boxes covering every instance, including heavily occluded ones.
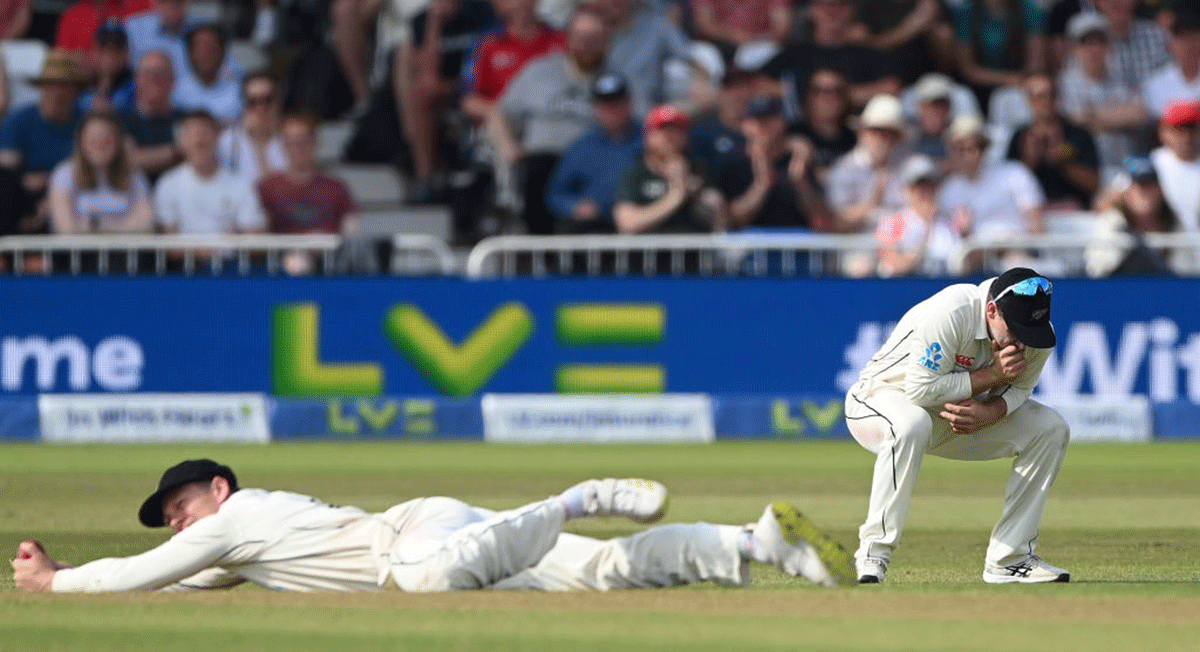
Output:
[975,278,997,340]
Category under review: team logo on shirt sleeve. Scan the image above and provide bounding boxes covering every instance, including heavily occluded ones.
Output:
[919,342,944,371]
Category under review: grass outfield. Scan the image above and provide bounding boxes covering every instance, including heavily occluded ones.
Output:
[2,441,1199,651]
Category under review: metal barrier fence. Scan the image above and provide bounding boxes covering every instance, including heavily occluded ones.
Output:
[464,233,879,278]
[0,234,457,276]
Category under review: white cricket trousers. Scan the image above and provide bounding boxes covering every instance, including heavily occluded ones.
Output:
[844,387,1070,568]
[379,496,748,592]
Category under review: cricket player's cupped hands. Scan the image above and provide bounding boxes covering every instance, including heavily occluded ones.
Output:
[991,341,1028,383]
[11,540,72,592]
[940,398,1006,435]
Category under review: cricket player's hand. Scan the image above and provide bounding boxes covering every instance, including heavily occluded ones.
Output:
[991,341,1027,383]
[11,540,68,592]
[940,398,1005,435]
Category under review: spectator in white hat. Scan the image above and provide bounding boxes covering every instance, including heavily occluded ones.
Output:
[826,94,909,232]
[1057,11,1146,185]
[939,113,1045,245]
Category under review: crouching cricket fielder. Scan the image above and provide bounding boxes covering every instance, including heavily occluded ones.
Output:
[12,459,856,593]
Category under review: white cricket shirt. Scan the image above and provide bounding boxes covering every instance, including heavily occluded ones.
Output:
[52,489,391,592]
[849,278,1052,416]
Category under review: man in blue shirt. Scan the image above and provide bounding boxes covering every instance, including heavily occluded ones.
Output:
[0,49,87,234]
[545,72,642,234]
[125,0,240,86]
[171,23,243,125]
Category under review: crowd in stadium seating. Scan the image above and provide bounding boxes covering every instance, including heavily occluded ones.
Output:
[3,0,1200,276]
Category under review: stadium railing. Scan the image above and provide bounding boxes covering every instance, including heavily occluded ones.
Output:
[956,231,1200,277]
[464,232,879,278]
[0,234,457,276]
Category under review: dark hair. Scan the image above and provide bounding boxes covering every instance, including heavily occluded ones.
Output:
[185,23,227,50]
[803,67,851,122]
[72,112,132,192]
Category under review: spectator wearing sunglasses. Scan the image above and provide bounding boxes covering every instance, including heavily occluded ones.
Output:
[846,267,1070,587]
[217,72,287,186]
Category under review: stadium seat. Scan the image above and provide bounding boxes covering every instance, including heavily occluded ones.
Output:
[229,40,267,73]
[357,207,452,241]
[317,119,355,164]
[331,163,405,208]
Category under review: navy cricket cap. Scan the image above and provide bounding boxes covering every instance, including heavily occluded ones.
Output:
[138,459,238,527]
[592,72,629,102]
[989,267,1056,348]
[745,95,784,119]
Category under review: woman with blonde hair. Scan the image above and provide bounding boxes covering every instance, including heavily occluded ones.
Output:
[48,111,153,234]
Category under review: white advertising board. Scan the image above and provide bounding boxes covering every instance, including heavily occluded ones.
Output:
[1040,395,1153,443]
[482,394,714,443]
[39,394,270,443]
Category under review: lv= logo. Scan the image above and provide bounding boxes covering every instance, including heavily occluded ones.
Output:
[271,302,667,396]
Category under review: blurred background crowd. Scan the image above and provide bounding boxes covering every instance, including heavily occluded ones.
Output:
[3,0,1200,276]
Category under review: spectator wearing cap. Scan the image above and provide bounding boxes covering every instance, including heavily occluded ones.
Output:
[793,67,856,189]
[54,0,154,62]
[593,0,695,118]
[613,104,725,233]
[544,73,642,234]
[687,61,753,180]
[125,0,242,88]
[1046,1,1164,71]
[904,73,964,167]
[171,24,243,125]
[1088,154,1180,275]
[118,50,182,184]
[489,7,608,234]
[826,94,909,233]
[79,21,135,113]
[940,113,1045,242]
[1058,11,1146,185]
[875,154,962,277]
[715,95,831,231]
[1148,100,1200,232]
[1097,0,1171,92]
[1006,72,1100,210]
[689,0,793,56]
[462,0,566,125]
[1141,10,1200,120]
[0,50,89,235]
[761,0,901,110]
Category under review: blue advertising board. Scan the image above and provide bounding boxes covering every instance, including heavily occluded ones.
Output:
[1,276,1198,405]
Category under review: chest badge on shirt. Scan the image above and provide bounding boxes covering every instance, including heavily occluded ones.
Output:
[919,342,944,371]
[955,354,975,368]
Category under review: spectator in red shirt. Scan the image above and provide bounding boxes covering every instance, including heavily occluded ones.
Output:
[258,113,358,235]
[1,0,32,39]
[690,0,793,53]
[55,0,154,62]
[462,0,566,123]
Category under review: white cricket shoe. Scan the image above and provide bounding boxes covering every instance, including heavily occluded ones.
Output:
[571,478,669,523]
[982,555,1070,584]
[856,556,888,584]
[752,502,857,587]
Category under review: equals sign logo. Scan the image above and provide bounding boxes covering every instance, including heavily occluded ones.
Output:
[555,303,666,393]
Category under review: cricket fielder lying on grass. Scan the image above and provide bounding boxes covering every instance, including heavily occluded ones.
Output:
[12,459,856,593]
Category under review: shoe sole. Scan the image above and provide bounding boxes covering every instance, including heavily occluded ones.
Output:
[770,502,857,586]
[624,479,669,524]
[982,572,1070,585]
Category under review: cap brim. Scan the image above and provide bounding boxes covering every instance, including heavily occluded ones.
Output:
[1008,321,1056,349]
[138,487,175,527]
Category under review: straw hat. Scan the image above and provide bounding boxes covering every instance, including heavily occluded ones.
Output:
[30,49,90,86]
